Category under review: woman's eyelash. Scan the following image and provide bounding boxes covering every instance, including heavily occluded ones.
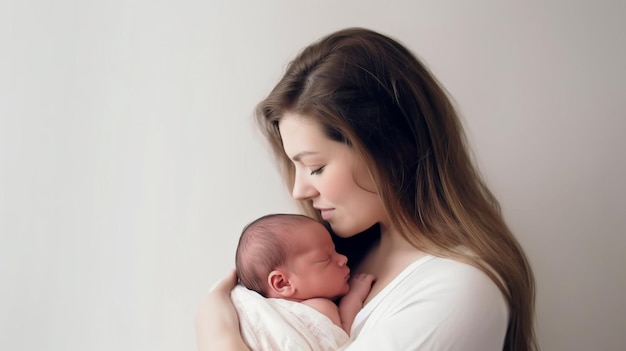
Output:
[310,166,325,175]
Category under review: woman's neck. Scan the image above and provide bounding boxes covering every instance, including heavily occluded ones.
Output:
[356,225,426,304]
[378,224,419,254]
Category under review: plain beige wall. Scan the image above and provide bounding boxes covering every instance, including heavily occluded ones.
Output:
[1,0,624,350]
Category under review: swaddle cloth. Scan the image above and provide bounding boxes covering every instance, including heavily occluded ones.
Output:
[231,285,349,351]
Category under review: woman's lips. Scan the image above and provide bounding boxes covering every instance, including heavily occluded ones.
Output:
[318,208,334,220]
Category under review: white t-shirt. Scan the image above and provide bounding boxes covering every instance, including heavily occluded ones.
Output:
[342,255,509,351]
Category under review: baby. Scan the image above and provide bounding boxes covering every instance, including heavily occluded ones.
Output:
[235,213,375,334]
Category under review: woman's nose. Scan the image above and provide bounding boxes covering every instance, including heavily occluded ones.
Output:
[291,172,319,200]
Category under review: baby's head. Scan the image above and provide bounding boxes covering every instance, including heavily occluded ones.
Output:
[236,213,350,300]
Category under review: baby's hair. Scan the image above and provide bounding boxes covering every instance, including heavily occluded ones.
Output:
[235,213,314,296]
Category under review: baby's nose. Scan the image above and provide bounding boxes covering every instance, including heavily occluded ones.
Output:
[337,253,348,266]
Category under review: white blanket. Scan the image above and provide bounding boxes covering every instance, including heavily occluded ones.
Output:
[231,285,349,351]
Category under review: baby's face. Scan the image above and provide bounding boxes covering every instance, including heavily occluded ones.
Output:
[286,220,350,300]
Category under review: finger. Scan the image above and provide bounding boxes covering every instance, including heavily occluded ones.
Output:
[210,269,238,293]
[355,273,369,281]
[351,273,375,284]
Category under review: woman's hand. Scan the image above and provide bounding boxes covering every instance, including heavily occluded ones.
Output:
[195,270,250,351]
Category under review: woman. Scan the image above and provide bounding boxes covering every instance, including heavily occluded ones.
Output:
[196,27,537,350]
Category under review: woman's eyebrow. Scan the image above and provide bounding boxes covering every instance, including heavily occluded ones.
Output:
[292,151,319,161]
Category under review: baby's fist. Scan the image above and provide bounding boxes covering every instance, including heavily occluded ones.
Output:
[348,273,376,301]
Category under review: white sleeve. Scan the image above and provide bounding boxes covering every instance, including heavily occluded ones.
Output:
[341,258,509,351]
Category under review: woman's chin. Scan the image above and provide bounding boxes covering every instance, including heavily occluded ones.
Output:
[328,223,366,239]
[326,222,353,238]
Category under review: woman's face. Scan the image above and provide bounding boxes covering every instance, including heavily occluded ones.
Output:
[278,112,388,237]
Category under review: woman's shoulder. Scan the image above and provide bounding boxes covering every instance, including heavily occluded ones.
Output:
[416,254,491,276]
[346,256,510,350]
[393,256,509,316]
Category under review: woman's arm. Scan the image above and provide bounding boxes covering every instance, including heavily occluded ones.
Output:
[194,270,250,351]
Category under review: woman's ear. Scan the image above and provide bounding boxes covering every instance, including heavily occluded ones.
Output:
[267,269,295,298]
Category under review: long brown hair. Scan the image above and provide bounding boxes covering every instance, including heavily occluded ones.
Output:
[255,27,537,350]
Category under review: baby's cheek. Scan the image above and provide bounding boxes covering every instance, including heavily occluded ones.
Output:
[341,281,350,295]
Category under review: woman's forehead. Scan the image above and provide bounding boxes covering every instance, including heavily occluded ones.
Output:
[278,113,336,158]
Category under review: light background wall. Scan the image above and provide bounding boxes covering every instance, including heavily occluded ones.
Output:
[1,0,624,350]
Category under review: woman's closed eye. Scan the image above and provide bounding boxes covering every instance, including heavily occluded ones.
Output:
[310,166,325,175]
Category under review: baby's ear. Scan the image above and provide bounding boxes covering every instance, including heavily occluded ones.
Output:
[267,269,295,298]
